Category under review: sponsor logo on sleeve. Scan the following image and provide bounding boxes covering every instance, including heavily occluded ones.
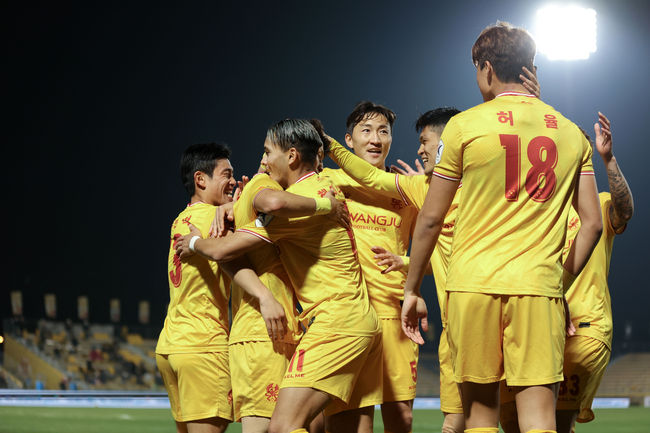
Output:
[435,140,444,164]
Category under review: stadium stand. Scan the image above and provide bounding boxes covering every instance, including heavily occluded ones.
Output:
[597,352,650,398]
[2,319,162,391]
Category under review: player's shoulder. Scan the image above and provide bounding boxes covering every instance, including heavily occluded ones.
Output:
[247,172,282,190]
[172,202,216,233]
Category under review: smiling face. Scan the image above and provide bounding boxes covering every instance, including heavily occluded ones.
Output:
[417,125,442,176]
[202,158,236,205]
[345,113,392,169]
[262,137,291,188]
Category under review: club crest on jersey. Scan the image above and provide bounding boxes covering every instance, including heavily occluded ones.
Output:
[436,140,444,164]
[256,212,273,227]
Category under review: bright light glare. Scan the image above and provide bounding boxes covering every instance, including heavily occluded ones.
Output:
[534,5,597,60]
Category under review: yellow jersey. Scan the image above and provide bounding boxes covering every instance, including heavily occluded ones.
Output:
[230,173,303,345]
[237,171,380,337]
[320,167,418,318]
[156,202,230,354]
[563,192,621,349]
[435,92,594,298]
[328,140,460,316]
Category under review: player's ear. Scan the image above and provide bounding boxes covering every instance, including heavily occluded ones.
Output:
[288,147,300,168]
[484,60,494,85]
[344,133,354,149]
[194,171,207,190]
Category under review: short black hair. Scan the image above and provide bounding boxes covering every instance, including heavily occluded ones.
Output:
[415,107,461,133]
[472,21,536,83]
[346,101,396,135]
[266,119,322,166]
[180,142,231,196]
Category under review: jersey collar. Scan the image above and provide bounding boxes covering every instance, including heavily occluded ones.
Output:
[496,91,536,98]
[295,171,317,184]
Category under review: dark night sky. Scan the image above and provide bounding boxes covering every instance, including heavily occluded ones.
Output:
[5,1,650,346]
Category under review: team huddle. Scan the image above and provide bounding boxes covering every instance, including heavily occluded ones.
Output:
[156,22,634,433]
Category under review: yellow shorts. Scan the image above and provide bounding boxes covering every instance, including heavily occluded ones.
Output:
[280,329,383,416]
[229,341,297,421]
[447,292,565,386]
[556,335,610,423]
[439,327,463,414]
[381,318,418,402]
[156,352,233,422]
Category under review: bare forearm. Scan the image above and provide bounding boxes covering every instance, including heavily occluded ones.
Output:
[255,190,322,217]
[220,258,273,301]
[563,220,602,276]
[194,233,258,262]
[403,215,443,297]
[603,155,634,225]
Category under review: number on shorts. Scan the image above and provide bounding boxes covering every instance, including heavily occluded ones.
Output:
[500,134,558,202]
[409,360,417,382]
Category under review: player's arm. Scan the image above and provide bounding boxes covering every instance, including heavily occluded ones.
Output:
[563,174,603,277]
[254,188,349,230]
[176,223,263,262]
[328,138,414,204]
[401,176,458,344]
[370,246,432,275]
[595,112,634,231]
[219,256,287,340]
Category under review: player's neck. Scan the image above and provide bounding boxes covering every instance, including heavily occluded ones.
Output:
[190,193,219,207]
[489,81,530,99]
[286,165,316,187]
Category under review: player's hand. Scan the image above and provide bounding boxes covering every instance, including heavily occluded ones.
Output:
[233,175,249,202]
[520,66,540,98]
[208,202,235,238]
[325,188,351,231]
[563,297,576,337]
[370,246,404,274]
[401,293,428,345]
[594,112,613,162]
[390,159,425,176]
[259,293,288,341]
[175,223,202,259]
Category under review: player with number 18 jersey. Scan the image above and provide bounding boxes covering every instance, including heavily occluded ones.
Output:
[436,92,594,385]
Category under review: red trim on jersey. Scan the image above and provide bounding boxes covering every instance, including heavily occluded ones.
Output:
[580,171,595,175]
[433,171,461,182]
[496,91,536,98]
[395,174,410,206]
[295,171,317,184]
[236,229,273,244]
[187,201,206,207]
[457,182,463,189]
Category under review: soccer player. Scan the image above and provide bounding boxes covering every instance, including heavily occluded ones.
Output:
[320,101,419,433]
[229,153,349,433]
[325,107,462,432]
[500,113,634,433]
[158,142,274,433]
[401,22,603,433]
[175,119,382,433]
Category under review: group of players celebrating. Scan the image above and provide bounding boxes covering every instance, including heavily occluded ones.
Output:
[156,21,634,433]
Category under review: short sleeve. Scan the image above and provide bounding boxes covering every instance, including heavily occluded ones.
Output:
[579,135,595,175]
[433,117,463,181]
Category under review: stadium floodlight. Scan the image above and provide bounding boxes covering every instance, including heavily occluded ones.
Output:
[533,5,597,60]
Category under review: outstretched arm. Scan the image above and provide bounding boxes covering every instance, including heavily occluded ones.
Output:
[176,224,263,262]
[595,112,634,231]
[254,188,350,230]
[328,139,414,204]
